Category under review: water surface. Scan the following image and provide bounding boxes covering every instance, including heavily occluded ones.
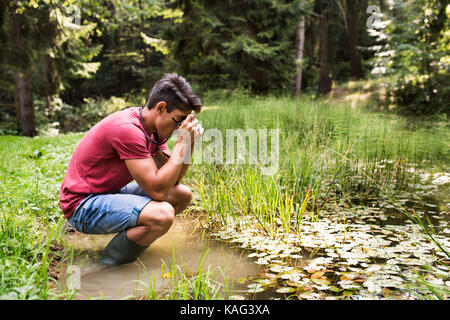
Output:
[66,217,260,299]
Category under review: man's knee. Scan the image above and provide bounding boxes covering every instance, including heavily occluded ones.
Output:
[176,184,193,206]
[158,202,176,228]
[138,201,175,232]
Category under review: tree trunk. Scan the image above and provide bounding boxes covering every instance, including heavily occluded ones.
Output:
[10,5,36,136]
[295,16,306,96]
[317,0,332,96]
[347,0,363,79]
[14,76,20,122]
[379,0,385,12]
[15,68,35,137]
[42,55,51,110]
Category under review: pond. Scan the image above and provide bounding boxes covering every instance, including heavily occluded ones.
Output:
[65,217,261,299]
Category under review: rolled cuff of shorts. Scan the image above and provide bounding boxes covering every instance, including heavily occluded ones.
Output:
[127,197,152,228]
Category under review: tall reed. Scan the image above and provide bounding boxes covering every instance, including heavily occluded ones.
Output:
[186,93,448,235]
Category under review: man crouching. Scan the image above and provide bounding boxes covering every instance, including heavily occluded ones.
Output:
[60,73,203,265]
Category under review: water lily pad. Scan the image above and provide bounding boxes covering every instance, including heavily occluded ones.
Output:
[398,258,422,265]
[304,265,326,273]
[328,285,343,293]
[342,290,354,297]
[311,271,325,279]
[276,287,296,294]
[254,258,269,265]
[310,278,330,286]
[298,292,323,300]
[337,280,361,290]
[247,283,265,293]
[285,280,304,287]
[269,264,286,273]
[363,280,382,293]
[364,265,382,273]
[247,283,261,289]
[313,284,331,291]
[257,278,274,286]
[279,273,292,280]
[247,287,265,293]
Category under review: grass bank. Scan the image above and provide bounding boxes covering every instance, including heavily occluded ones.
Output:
[0,133,83,299]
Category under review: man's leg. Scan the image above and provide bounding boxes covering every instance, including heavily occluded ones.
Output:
[167,184,193,214]
[125,200,175,246]
[101,200,175,264]
[118,181,193,246]
[120,181,193,215]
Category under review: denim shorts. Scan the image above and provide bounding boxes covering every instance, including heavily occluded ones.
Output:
[67,182,151,234]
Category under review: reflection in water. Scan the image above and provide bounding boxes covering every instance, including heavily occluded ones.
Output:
[66,217,260,299]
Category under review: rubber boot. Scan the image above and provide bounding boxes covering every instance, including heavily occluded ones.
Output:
[100,230,148,265]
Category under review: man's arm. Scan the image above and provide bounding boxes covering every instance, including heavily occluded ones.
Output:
[152,148,170,169]
[124,143,184,201]
[153,144,193,185]
[125,115,198,200]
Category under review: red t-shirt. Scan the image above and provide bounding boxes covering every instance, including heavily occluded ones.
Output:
[60,107,168,218]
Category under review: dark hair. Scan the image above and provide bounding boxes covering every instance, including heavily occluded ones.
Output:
[145,73,202,113]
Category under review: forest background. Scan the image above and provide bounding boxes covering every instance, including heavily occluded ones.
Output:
[0,0,448,137]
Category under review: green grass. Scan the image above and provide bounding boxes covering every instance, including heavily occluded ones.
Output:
[0,133,83,299]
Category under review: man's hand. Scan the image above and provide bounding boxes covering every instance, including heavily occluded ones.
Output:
[194,121,204,142]
[177,114,198,146]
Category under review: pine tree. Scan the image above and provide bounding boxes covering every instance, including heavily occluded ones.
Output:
[316,0,332,95]
[369,0,449,114]
[169,0,304,93]
[1,0,101,136]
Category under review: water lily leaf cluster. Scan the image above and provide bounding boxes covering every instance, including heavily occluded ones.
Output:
[208,197,449,300]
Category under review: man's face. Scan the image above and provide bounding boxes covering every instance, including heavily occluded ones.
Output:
[155,103,192,140]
